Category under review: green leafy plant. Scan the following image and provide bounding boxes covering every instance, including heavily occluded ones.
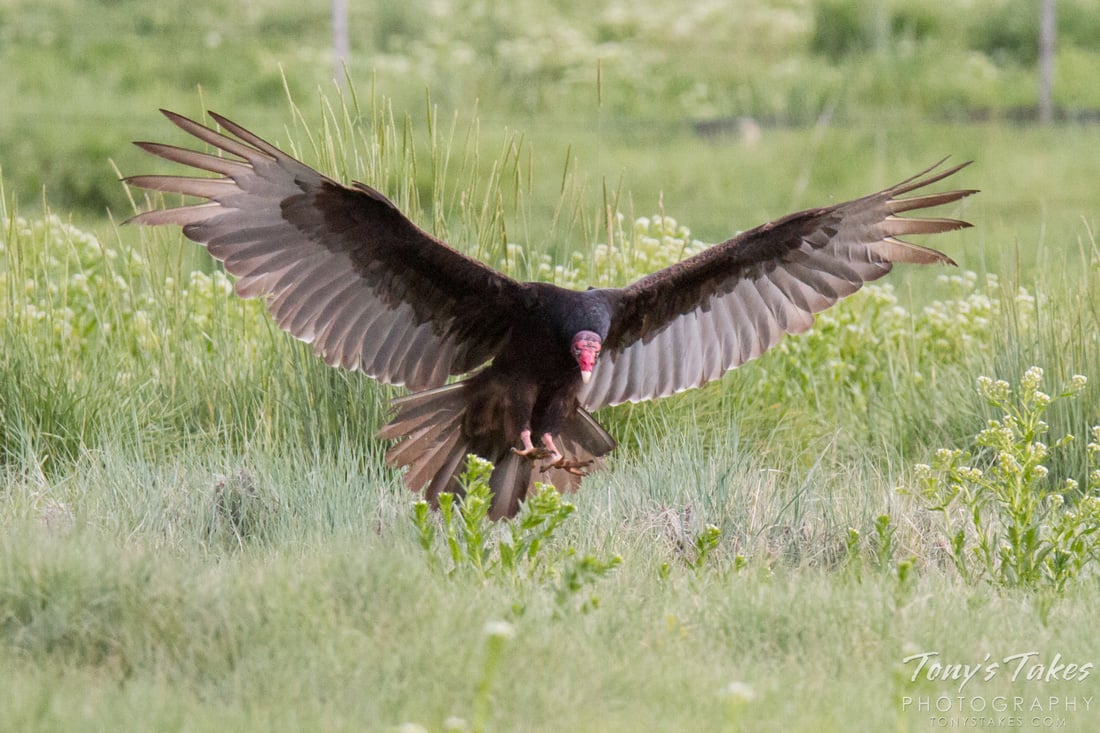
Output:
[845,514,915,591]
[412,456,621,609]
[690,523,722,572]
[912,366,1100,590]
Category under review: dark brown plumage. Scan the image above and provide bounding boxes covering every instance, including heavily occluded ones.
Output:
[126,109,976,518]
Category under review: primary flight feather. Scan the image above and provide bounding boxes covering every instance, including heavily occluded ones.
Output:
[126,109,976,519]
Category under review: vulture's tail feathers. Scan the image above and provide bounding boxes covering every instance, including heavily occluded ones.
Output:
[382,383,617,520]
[383,383,469,503]
[488,452,533,520]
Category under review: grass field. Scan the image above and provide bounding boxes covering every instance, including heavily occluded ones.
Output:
[4,1,1100,730]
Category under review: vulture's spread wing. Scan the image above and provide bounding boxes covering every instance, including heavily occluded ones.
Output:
[580,161,976,409]
[126,110,527,390]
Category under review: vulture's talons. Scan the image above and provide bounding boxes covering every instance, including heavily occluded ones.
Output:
[512,445,553,460]
[515,431,567,466]
[541,457,593,477]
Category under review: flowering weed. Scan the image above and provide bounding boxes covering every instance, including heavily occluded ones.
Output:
[912,367,1100,590]
[543,211,707,289]
[412,456,621,612]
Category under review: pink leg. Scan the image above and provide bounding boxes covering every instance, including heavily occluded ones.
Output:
[540,433,563,464]
[513,429,547,458]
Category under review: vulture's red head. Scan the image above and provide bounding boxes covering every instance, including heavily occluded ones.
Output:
[571,330,602,384]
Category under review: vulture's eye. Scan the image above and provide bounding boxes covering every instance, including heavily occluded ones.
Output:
[574,343,599,360]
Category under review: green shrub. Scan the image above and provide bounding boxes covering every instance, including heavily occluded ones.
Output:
[968,0,1039,67]
[912,366,1100,590]
[811,0,942,61]
[412,456,621,612]
[811,0,873,61]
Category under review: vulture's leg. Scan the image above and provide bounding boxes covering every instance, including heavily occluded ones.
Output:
[514,431,592,475]
[540,433,564,465]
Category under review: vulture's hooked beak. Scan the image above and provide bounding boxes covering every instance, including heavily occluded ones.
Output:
[580,369,592,385]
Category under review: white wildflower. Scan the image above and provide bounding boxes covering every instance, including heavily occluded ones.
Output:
[393,724,428,733]
[1022,366,1043,392]
[482,620,515,640]
[722,680,756,703]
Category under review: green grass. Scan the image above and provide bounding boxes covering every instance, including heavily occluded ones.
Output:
[4,1,1100,729]
[4,448,1100,731]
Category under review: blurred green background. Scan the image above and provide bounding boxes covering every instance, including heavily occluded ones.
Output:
[2,0,1098,224]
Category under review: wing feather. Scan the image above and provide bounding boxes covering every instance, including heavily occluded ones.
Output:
[271,260,353,338]
[125,175,238,198]
[129,203,222,227]
[696,307,723,386]
[133,141,253,177]
[324,295,382,370]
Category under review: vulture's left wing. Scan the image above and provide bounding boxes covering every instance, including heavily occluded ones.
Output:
[580,161,976,410]
[126,110,530,390]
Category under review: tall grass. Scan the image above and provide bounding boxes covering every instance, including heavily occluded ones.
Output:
[5,83,1100,539]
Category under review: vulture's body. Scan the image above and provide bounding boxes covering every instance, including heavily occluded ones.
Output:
[126,110,976,518]
[382,285,618,517]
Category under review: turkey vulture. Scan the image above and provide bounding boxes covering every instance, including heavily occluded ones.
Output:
[125,109,976,519]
